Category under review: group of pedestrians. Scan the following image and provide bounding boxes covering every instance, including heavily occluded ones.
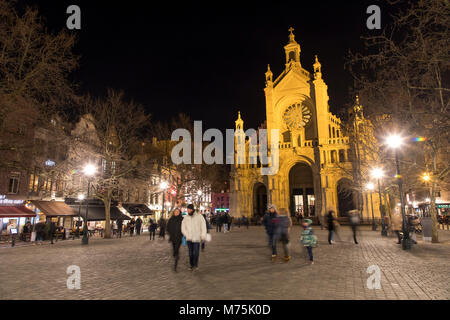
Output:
[213,212,232,233]
[262,204,317,264]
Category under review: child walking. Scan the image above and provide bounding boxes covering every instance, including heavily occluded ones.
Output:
[301,219,317,265]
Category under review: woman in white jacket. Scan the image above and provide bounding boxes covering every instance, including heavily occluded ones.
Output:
[182,204,207,271]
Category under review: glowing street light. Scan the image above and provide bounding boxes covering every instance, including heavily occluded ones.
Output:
[83,164,97,177]
[422,173,431,182]
[77,194,85,201]
[386,134,403,149]
[160,181,169,190]
[371,168,384,179]
[197,190,203,196]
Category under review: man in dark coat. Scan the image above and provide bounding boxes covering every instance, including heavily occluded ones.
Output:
[48,220,56,244]
[148,219,157,240]
[116,218,123,238]
[158,217,166,239]
[262,204,278,247]
[167,208,184,271]
[135,217,143,236]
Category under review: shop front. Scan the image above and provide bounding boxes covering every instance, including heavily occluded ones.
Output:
[120,203,154,229]
[0,195,36,241]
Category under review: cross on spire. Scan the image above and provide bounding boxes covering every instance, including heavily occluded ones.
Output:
[288,27,296,43]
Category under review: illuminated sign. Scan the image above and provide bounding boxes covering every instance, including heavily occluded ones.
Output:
[0,195,24,205]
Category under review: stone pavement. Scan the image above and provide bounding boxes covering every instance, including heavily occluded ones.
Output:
[0,225,449,300]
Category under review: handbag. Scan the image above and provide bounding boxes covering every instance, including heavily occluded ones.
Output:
[206,233,212,242]
[182,236,187,246]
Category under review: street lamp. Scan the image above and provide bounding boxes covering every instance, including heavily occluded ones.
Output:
[371,167,386,236]
[76,194,85,238]
[82,164,96,245]
[386,134,410,249]
[366,182,376,231]
[160,181,168,219]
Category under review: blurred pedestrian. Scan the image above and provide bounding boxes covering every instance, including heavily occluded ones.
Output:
[158,217,166,239]
[301,218,317,264]
[272,208,292,262]
[262,204,278,250]
[129,218,135,237]
[391,210,403,244]
[116,217,123,238]
[216,214,222,233]
[48,219,56,244]
[135,217,142,235]
[327,210,337,244]
[148,218,157,240]
[200,211,211,251]
[348,209,360,244]
[34,221,45,245]
[167,208,184,272]
[181,204,207,271]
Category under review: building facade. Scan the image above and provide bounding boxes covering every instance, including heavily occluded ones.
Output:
[229,29,382,223]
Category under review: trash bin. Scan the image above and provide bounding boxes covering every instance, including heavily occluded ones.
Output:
[422,217,432,242]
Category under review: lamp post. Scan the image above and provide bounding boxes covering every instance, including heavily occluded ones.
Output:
[371,168,386,236]
[82,164,96,245]
[76,194,85,238]
[160,181,168,219]
[366,182,376,230]
[386,134,411,250]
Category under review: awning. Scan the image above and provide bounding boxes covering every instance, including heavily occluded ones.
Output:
[31,201,77,217]
[121,203,154,216]
[0,206,36,218]
[69,205,131,221]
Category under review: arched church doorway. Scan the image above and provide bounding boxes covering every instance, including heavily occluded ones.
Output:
[253,183,267,219]
[289,163,315,218]
[337,178,357,217]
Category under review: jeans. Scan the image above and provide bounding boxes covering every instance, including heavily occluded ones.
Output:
[149,230,155,240]
[187,241,200,268]
[306,246,313,261]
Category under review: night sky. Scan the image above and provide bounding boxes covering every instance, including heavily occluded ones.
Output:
[19,0,390,132]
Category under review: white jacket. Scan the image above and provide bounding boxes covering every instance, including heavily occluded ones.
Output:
[181,212,207,243]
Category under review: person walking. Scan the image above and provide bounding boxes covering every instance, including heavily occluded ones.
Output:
[181,204,207,271]
[327,210,336,244]
[301,218,317,264]
[158,217,167,239]
[200,210,211,251]
[348,209,360,244]
[262,204,278,250]
[167,208,184,272]
[129,218,136,237]
[135,217,143,236]
[216,213,222,233]
[34,221,45,245]
[48,219,56,245]
[243,216,249,229]
[116,217,123,238]
[272,208,292,262]
[391,210,403,244]
[148,218,157,240]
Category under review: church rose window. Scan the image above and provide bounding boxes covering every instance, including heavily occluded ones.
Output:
[283,103,312,129]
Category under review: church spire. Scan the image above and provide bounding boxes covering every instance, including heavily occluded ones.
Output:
[284,27,301,68]
[265,64,273,87]
[235,111,244,131]
[313,55,322,80]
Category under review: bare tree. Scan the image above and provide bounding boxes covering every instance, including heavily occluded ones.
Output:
[348,0,449,242]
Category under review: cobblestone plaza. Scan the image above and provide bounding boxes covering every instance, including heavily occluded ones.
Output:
[1,226,448,300]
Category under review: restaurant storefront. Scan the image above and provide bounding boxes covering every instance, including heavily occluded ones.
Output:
[0,195,36,238]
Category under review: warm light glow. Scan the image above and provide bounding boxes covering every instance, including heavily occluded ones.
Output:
[386,134,403,149]
[77,194,85,201]
[366,182,375,191]
[425,198,430,203]
[83,164,97,176]
[197,190,203,196]
[422,173,431,182]
[371,168,384,179]
[160,181,168,190]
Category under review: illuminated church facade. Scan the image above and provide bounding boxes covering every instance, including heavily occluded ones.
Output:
[229,28,382,223]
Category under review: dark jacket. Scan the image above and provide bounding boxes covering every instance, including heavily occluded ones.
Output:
[149,220,158,231]
[327,213,335,231]
[262,211,277,234]
[135,218,142,228]
[167,215,183,243]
